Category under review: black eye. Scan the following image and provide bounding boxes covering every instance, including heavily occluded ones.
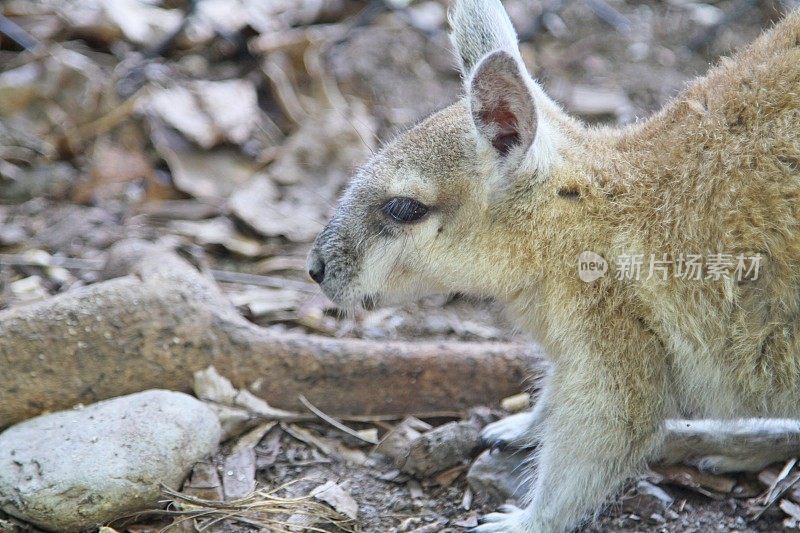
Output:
[381,197,429,223]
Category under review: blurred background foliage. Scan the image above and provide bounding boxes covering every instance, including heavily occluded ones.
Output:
[0,0,794,337]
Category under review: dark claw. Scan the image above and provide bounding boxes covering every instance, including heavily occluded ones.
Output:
[491,441,508,453]
[478,436,508,452]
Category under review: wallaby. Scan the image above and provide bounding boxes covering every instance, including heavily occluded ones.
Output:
[307,0,800,530]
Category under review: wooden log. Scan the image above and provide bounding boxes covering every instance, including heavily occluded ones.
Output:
[660,419,800,472]
[0,240,544,429]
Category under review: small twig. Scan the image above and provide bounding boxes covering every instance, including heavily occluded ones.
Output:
[299,394,379,445]
[756,458,800,519]
[585,0,632,34]
[0,254,319,293]
[0,13,43,52]
[66,90,143,147]
[303,46,347,111]
[342,410,463,423]
[0,254,103,270]
[262,55,309,125]
[210,269,317,293]
[243,407,463,425]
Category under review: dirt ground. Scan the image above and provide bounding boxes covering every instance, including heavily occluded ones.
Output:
[251,430,790,533]
[1,0,799,531]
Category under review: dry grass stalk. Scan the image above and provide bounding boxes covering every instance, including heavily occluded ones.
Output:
[160,481,358,532]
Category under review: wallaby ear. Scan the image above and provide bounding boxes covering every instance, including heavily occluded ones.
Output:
[469,50,537,157]
[449,0,520,76]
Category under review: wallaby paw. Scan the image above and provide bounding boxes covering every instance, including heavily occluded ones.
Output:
[479,411,538,450]
[693,454,772,473]
[467,504,530,532]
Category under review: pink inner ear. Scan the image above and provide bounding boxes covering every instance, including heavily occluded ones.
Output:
[479,100,520,156]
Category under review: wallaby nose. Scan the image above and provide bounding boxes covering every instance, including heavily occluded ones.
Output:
[307,252,326,284]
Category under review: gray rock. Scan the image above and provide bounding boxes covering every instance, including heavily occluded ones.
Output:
[621,480,674,521]
[403,421,480,477]
[467,449,533,503]
[635,480,674,509]
[0,390,221,532]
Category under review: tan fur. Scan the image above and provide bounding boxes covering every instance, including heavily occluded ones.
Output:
[308,4,800,531]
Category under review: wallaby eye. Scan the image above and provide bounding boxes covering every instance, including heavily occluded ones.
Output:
[381,197,429,223]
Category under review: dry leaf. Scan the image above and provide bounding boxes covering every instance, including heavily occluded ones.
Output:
[228,175,322,242]
[227,287,303,318]
[146,85,217,148]
[231,421,276,455]
[156,143,258,199]
[168,217,263,258]
[222,448,256,500]
[194,365,239,404]
[182,462,224,501]
[229,103,376,242]
[204,403,259,441]
[193,366,299,422]
[434,464,467,488]
[311,480,358,520]
[9,275,48,305]
[101,0,181,46]
[255,426,282,468]
[193,80,258,145]
[73,140,153,203]
[781,498,800,529]
[0,63,40,115]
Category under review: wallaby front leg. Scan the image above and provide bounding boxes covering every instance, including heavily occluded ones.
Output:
[479,378,552,450]
[471,352,668,532]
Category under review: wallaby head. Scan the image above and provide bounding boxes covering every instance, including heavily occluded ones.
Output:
[307,0,575,309]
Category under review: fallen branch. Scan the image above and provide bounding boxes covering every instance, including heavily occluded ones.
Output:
[0,239,543,429]
[661,419,800,472]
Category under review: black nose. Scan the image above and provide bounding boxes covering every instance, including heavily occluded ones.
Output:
[308,256,325,284]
